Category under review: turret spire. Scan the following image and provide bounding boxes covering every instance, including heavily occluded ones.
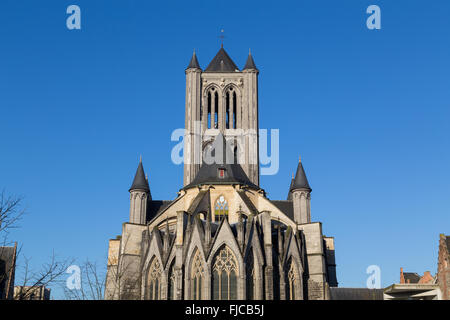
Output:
[243,50,258,71]
[290,157,312,224]
[290,157,311,192]
[186,50,201,70]
[129,159,150,192]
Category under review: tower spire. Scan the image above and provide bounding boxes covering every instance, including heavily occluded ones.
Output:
[204,46,239,72]
[128,159,150,224]
[290,158,312,224]
[219,29,225,48]
[186,49,201,70]
[290,158,311,191]
[129,159,150,192]
[243,50,258,71]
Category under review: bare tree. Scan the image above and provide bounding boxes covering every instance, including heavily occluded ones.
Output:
[0,190,75,300]
[62,259,105,300]
[104,234,141,300]
[0,190,26,299]
[0,190,26,238]
[14,251,74,300]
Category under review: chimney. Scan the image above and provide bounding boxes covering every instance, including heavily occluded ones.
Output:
[400,267,405,284]
[419,271,433,284]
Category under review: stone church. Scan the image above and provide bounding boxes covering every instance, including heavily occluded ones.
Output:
[104,46,338,300]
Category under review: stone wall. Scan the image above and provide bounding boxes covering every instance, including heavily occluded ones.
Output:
[437,234,450,300]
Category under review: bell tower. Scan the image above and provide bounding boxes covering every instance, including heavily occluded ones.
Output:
[183,47,260,186]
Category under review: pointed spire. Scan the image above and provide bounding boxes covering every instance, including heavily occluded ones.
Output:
[243,50,258,71]
[290,156,311,192]
[129,158,150,192]
[205,47,240,72]
[287,174,295,200]
[186,49,201,70]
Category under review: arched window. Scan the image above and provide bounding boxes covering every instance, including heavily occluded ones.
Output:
[168,261,176,300]
[214,91,219,129]
[286,259,299,300]
[191,249,204,300]
[225,87,237,129]
[212,246,238,300]
[206,87,219,129]
[147,257,162,300]
[214,195,229,222]
[246,250,256,300]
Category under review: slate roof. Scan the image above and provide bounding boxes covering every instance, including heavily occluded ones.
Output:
[187,190,209,214]
[403,272,421,284]
[287,177,294,200]
[290,159,311,191]
[129,160,150,192]
[146,200,172,222]
[329,288,384,300]
[270,200,294,220]
[204,47,240,72]
[237,190,260,216]
[186,51,201,70]
[183,133,258,189]
[243,52,257,70]
[192,190,211,216]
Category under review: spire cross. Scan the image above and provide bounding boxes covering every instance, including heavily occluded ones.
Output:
[218,29,225,47]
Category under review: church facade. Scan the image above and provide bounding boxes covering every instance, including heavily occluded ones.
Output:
[104,47,338,300]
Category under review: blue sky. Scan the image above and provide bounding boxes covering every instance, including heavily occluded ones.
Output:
[1,0,449,298]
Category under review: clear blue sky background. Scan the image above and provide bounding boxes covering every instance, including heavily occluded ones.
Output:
[1,0,449,299]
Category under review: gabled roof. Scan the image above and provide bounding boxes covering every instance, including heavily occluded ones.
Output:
[204,47,240,73]
[290,158,311,191]
[243,51,257,71]
[183,133,258,189]
[129,159,150,192]
[186,50,201,70]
